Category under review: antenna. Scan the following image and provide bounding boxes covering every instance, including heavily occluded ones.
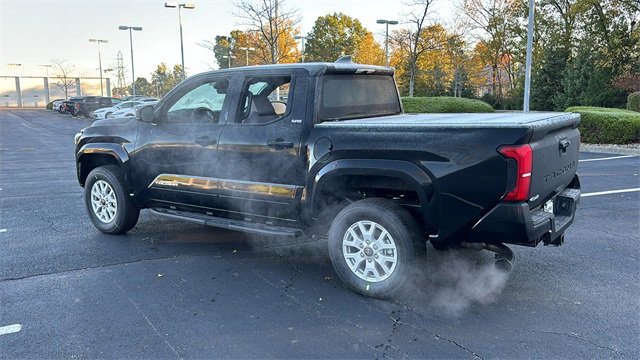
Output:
[335,55,353,64]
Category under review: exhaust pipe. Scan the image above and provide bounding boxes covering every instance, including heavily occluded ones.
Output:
[461,242,514,273]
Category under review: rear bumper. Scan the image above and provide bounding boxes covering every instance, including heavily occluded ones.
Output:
[467,175,581,247]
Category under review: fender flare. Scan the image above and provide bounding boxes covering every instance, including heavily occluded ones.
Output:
[76,143,129,185]
[305,159,434,223]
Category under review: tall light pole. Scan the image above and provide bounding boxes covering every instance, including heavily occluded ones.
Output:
[523,0,535,112]
[89,38,108,96]
[238,47,255,66]
[118,25,142,96]
[222,54,236,68]
[294,35,310,63]
[376,19,398,66]
[165,2,195,80]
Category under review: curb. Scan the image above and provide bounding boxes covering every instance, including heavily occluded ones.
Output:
[581,144,640,156]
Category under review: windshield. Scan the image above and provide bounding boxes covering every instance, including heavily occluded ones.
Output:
[318,74,401,122]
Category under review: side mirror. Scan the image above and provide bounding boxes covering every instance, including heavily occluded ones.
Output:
[137,104,155,123]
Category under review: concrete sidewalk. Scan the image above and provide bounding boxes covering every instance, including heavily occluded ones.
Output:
[581,143,640,156]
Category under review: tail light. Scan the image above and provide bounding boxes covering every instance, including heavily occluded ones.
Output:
[498,144,532,201]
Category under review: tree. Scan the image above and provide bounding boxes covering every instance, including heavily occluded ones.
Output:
[394,24,455,96]
[531,44,570,110]
[129,77,151,96]
[530,0,581,110]
[353,32,386,65]
[391,0,443,97]
[198,35,235,69]
[51,59,76,99]
[233,0,301,64]
[172,64,184,84]
[462,0,522,103]
[305,13,368,62]
[150,63,182,97]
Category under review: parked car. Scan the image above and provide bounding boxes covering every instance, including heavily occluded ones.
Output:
[46,99,65,111]
[51,99,66,111]
[119,95,149,102]
[91,99,156,120]
[60,96,84,115]
[108,100,158,118]
[75,97,121,118]
[75,60,581,298]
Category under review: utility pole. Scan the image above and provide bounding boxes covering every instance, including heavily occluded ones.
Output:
[116,50,125,97]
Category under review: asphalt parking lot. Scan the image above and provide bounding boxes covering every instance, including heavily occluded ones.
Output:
[1,109,638,359]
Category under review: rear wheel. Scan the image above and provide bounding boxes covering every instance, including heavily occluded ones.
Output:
[328,198,419,298]
[84,165,139,234]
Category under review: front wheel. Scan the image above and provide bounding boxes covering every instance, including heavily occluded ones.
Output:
[328,198,420,298]
[84,165,139,234]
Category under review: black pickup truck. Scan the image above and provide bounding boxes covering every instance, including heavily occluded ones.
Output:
[75,60,581,297]
[61,96,119,117]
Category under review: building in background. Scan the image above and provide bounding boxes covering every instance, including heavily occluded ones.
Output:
[0,64,110,107]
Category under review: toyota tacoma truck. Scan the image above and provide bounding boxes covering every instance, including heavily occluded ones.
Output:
[75,59,581,297]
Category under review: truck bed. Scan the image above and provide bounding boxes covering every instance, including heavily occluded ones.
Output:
[312,110,581,245]
[315,112,580,130]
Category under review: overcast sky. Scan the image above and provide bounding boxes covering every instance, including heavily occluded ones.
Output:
[1,0,455,79]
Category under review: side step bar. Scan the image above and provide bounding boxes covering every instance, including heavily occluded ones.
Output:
[150,208,304,238]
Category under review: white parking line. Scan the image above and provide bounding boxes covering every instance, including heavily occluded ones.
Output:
[0,324,22,336]
[579,155,636,162]
[582,188,640,197]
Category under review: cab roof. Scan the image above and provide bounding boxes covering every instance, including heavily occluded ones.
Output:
[193,62,395,78]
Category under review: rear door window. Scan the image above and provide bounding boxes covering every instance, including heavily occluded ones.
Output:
[319,75,401,122]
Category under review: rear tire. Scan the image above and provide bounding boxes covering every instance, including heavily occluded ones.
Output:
[328,198,420,298]
[84,165,139,234]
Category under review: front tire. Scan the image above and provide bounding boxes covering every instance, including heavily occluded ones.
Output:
[328,198,419,298]
[84,165,139,234]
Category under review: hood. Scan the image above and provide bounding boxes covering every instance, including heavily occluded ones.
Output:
[92,117,135,127]
[94,107,115,113]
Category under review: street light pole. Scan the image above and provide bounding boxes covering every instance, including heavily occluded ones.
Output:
[376,19,398,66]
[89,39,108,96]
[165,2,195,80]
[222,54,236,68]
[523,0,535,112]
[119,26,142,96]
[294,35,310,63]
[238,47,255,66]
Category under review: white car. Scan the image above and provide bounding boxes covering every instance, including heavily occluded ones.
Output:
[52,100,65,112]
[94,98,157,119]
[109,101,158,118]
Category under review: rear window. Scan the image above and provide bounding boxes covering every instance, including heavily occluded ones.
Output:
[319,75,401,122]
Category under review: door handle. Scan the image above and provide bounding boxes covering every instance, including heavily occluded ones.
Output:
[195,136,216,146]
[267,139,294,150]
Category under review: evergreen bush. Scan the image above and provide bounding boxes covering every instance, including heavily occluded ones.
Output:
[566,106,640,144]
[402,97,494,113]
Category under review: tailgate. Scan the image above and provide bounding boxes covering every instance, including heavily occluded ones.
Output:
[528,113,580,209]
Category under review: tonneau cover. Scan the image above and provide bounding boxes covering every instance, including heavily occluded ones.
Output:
[316,112,580,130]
